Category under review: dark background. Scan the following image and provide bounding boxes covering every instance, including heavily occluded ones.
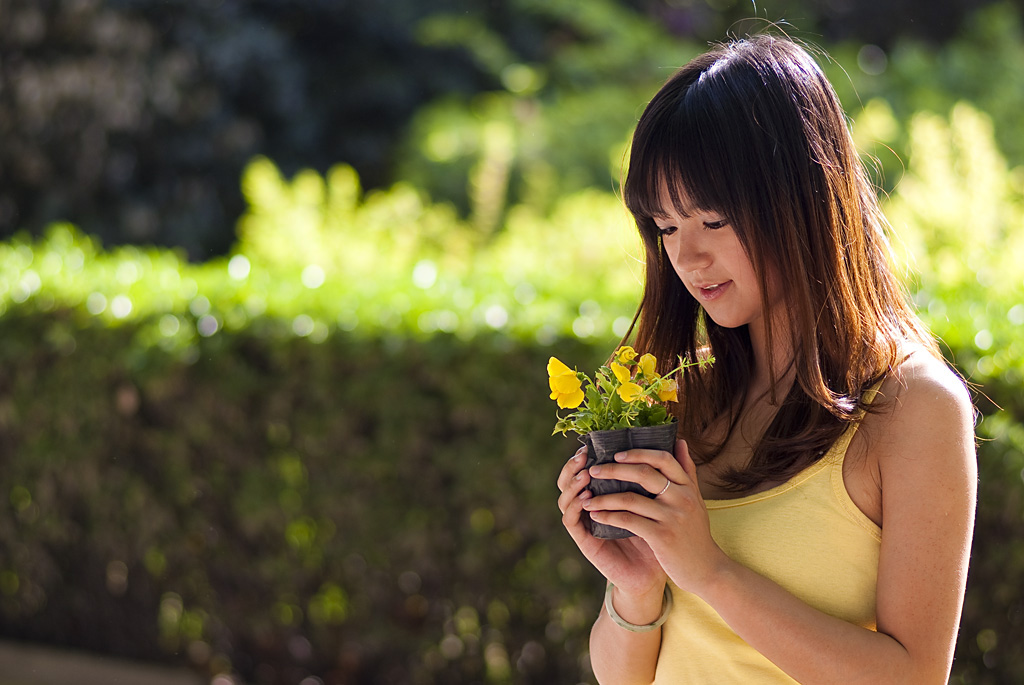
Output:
[0,0,1013,258]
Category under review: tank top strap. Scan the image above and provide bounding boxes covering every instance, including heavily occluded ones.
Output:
[861,379,885,405]
[825,379,886,464]
[826,380,885,539]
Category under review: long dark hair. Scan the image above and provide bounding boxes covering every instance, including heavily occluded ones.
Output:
[622,35,938,490]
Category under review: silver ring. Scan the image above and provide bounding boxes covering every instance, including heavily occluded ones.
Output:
[656,479,671,497]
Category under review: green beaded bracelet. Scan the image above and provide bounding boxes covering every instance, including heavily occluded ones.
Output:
[604,582,673,632]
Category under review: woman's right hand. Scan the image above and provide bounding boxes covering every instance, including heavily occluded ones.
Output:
[557,445,668,598]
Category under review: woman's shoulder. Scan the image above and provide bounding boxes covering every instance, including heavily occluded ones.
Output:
[845,346,975,528]
[868,344,976,471]
[879,346,973,423]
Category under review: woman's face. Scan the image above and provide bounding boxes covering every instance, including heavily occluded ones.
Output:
[653,199,776,334]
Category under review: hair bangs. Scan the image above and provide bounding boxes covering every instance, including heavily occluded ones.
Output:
[624,54,766,239]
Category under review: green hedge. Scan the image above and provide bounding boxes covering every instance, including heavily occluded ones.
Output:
[0,308,615,683]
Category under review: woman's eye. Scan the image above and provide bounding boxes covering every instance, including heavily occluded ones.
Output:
[703,219,728,231]
[656,225,678,236]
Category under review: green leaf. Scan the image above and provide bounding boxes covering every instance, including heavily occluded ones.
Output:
[607,392,622,415]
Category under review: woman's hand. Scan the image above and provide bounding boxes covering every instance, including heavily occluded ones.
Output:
[579,438,731,596]
[557,444,667,598]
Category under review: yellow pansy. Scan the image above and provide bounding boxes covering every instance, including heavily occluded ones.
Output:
[547,357,574,379]
[548,357,585,408]
[615,346,637,363]
[610,362,631,384]
[549,372,580,394]
[549,373,584,409]
[657,379,678,402]
[638,353,657,377]
[546,350,709,437]
[617,381,643,403]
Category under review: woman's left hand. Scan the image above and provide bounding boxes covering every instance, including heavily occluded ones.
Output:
[582,438,731,596]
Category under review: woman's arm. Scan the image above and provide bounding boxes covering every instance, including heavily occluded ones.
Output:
[557,447,666,684]
[585,356,976,684]
[588,583,664,685]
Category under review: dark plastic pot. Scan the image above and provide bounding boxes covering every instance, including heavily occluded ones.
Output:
[581,422,678,539]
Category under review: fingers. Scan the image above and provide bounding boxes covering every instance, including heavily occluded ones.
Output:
[674,438,698,483]
[561,487,598,550]
[557,440,698,545]
[583,488,664,523]
[580,440,697,528]
[584,506,642,538]
[556,445,588,492]
[608,447,682,476]
[590,443,681,483]
[590,459,671,497]
[558,465,592,515]
[557,445,591,519]
[560,474,606,557]
[593,440,696,489]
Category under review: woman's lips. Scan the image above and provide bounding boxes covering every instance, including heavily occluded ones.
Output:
[694,280,731,301]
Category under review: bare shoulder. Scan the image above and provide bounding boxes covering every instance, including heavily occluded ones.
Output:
[881,348,973,435]
[847,348,975,527]
[871,346,977,482]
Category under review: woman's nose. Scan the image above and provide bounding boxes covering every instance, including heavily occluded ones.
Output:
[669,234,712,272]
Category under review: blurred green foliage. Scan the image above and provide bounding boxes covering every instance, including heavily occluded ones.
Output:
[0,155,647,358]
[398,2,1024,231]
[399,0,696,220]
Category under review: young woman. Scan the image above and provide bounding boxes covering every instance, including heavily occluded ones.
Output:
[556,35,976,684]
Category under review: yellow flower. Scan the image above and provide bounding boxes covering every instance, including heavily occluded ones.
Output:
[547,350,708,437]
[617,381,643,403]
[615,346,637,363]
[610,362,631,384]
[548,357,585,409]
[547,357,574,378]
[657,379,678,402]
[550,378,584,408]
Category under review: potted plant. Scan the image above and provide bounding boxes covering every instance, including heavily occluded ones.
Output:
[548,346,710,539]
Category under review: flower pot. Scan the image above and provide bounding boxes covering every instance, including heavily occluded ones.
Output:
[582,422,678,539]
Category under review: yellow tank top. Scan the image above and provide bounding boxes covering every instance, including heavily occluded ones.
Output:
[654,410,882,683]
